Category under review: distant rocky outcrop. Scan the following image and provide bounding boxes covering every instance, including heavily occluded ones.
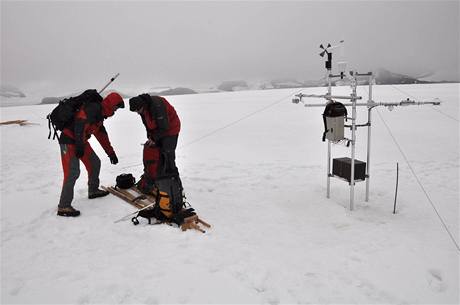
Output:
[217,81,249,91]
[41,97,62,104]
[212,69,439,92]
[40,91,82,105]
[374,68,431,85]
[270,78,305,89]
[0,85,26,98]
[157,87,197,96]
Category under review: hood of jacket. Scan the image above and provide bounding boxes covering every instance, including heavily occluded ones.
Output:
[101,92,124,118]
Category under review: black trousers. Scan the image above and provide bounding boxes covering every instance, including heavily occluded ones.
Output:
[158,135,179,178]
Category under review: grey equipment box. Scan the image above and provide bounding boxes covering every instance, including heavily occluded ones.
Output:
[325,116,345,141]
[332,157,366,182]
[323,102,348,142]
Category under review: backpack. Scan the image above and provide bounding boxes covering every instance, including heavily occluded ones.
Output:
[132,204,195,226]
[132,175,193,226]
[155,176,185,219]
[322,101,348,142]
[116,173,136,189]
[47,89,103,140]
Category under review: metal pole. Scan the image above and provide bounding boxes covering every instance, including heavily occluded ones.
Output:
[300,94,363,100]
[393,162,399,214]
[327,141,331,198]
[326,71,332,198]
[350,74,357,210]
[365,108,372,202]
[99,73,120,94]
[304,102,370,107]
[302,100,439,108]
[365,75,373,201]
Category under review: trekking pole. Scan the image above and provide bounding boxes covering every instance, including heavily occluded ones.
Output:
[114,202,155,224]
[99,73,120,94]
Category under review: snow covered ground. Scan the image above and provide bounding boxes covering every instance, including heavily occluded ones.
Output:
[1,83,459,304]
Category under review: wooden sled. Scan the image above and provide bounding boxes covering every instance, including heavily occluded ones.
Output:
[102,185,211,233]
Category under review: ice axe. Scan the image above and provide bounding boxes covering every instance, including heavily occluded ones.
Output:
[98,73,120,94]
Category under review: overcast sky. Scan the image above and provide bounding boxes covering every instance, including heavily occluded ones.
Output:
[1,0,459,91]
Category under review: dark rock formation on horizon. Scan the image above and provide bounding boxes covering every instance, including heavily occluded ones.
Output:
[374,68,432,85]
[0,85,26,98]
[217,81,249,91]
[270,78,305,89]
[40,97,62,104]
[156,87,197,96]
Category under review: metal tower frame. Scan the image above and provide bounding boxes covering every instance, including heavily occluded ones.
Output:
[293,43,441,210]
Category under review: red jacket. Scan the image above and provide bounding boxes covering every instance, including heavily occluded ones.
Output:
[140,96,181,140]
[59,92,124,156]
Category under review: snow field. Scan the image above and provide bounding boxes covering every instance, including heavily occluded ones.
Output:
[1,84,458,304]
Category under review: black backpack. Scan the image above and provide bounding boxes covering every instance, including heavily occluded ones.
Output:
[47,89,103,140]
[116,173,136,189]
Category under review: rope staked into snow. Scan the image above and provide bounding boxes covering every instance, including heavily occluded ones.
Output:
[360,86,460,252]
[120,89,304,170]
[390,84,459,123]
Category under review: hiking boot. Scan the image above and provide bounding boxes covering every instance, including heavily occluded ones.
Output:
[88,189,109,199]
[57,206,81,217]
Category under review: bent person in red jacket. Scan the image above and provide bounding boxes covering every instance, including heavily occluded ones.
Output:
[128,94,181,192]
[57,92,124,217]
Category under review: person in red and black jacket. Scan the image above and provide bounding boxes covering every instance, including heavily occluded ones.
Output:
[128,94,181,192]
[57,92,124,217]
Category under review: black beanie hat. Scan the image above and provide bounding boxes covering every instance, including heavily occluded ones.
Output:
[129,95,145,112]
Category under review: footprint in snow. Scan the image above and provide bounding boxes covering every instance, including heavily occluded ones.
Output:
[426,269,445,292]
[332,222,351,229]
[8,280,25,296]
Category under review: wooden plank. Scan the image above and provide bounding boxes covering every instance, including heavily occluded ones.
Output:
[0,120,28,126]
[101,186,145,209]
[197,217,211,228]
[114,187,153,207]
[131,186,157,202]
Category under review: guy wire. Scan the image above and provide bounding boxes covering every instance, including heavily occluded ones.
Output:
[360,85,460,252]
[120,88,304,170]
